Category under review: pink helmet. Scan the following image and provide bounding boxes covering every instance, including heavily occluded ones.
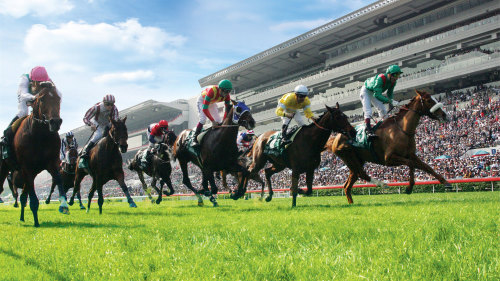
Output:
[30,66,49,82]
[103,94,115,104]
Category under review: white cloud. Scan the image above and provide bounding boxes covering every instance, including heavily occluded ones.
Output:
[93,70,155,84]
[23,19,187,69]
[0,0,74,18]
[269,19,331,33]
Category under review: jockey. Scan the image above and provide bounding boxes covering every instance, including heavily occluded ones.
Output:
[193,79,233,145]
[140,120,169,167]
[60,131,79,163]
[80,94,119,160]
[236,130,255,152]
[1,66,62,151]
[360,64,402,138]
[275,84,316,144]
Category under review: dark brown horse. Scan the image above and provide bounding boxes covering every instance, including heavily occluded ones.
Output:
[172,101,255,207]
[71,117,137,214]
[220,149,265,198]
[328,89,450,204]
[236,104,356,207]
[128,130,177,204]
[0,82,66,227]
[45,146,86,209]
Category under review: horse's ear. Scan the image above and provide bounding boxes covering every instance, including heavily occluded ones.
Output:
[230,99,237,106]
[415,89,423,97]
[122,115,127,123]
[336,102,340,109]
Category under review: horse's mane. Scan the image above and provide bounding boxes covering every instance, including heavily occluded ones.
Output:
[377,91,428,129]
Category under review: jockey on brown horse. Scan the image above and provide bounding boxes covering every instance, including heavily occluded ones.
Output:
[328,89,451,204]
[0,67,67,227]
[71,95,137,213]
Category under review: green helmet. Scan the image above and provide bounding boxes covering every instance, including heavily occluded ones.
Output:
[218,79,233,91]
[386,65,403,74]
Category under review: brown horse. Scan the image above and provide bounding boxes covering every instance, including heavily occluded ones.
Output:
[0,82,67,227]
[328,89,450,204]
[236,104,356,207]
[45,146,86,209]
[128,130,177,204]
[71,117,137,214]
[172,101,255,207]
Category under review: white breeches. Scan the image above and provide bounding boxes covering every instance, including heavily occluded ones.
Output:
[197,95,222,124]
[359,85,387,119]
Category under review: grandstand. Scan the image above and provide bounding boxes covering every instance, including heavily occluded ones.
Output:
[199,0,500,133]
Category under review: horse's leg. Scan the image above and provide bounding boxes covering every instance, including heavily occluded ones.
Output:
[150,177,163,204]
[388,154,451,187]
[76,189,85,210]
[137,171,152,201]
[0,167,9,204]
[179,159,203,205]
[207,172,219,207]
[97,182,104,215]
[27,183,40,227]
[407,165,415,194]
[264,165,285,202]
[290,170,301,208]
[87,180,97,213]
[71,167,87,206]
[45,180,56,204]
[115,171,137,208]
[298,169,314,196]
[344,171,358,204]
[221,170,229,191]
[47,165,69,214]
[19,187,28,222]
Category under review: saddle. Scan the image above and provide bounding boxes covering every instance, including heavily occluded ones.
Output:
[1,116,27,162]
[350,121,383,149]
[263,127,302,157]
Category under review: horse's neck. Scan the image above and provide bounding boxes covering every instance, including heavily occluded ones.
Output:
[303,121,331,148]
[399,107,421,135]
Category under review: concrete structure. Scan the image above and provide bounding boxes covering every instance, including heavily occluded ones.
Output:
[199,0,500,134]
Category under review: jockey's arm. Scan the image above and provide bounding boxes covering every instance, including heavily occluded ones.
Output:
[372,76,391,103]
[202,96,215,122]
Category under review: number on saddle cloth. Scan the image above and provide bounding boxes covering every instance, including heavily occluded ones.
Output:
[351,121,383,149]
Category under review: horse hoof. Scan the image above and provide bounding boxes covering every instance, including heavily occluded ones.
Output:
[265,196,273,202]
[59,206,70,215]
[405,188,413,195]
[68,200,74,206]
[151,199,155,204]
[155,200,161,205]
[197,202,204,207]
[0,198,4,203]
[14,203,19,208]
[129,202,137,208]
[34,223,40,228]
[213,202,219,207]
[80,205,86,210]
[203,191,211,197]
[45,200,50,205]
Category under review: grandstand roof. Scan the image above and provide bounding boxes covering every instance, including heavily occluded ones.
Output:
[198,0,450,91]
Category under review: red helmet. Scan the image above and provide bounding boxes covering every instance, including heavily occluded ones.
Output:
[103,94,115,104]
[158,120,168,128]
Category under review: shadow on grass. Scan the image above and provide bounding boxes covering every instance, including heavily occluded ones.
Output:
[0,247,69,281]
[22,221,145,229]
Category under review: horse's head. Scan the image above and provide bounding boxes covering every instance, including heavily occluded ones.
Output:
[164,130,177,147]
[231,101,255,130]
[109,116,128,153]
[67,146,78,165]
[321,103,356,138]
[414,90,448,123]
[32,82,62,132]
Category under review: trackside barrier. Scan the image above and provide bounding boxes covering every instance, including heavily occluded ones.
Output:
[24,177,498,205]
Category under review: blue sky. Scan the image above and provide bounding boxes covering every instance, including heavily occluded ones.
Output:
[0,0,373,133]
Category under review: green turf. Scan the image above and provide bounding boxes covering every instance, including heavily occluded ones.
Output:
[0,192,498,280]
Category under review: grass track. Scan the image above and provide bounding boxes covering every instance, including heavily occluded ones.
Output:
[0,192,498,280]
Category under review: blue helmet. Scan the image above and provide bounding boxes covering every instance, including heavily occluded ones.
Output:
[66,131,74,138]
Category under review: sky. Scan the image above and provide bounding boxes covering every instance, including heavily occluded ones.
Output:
[0,0,373,133]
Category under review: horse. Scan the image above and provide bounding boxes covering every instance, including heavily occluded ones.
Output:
[128,130,177,204]
[0,81,67,227]
[70,117,137,214]
[172,101,255,207]
[328,89,450,204]
[45,146,86,209]
[235,104,356,207]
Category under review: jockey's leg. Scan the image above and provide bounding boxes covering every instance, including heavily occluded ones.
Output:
[281,117,292,144]
[192,122,203,145]
[360,86,377,138]
[1,116,19,145]
[79,141,95,160]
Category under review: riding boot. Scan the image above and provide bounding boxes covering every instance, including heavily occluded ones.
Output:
[281,124,291,145]
[192,123,203,146]
[365,119,377,139]
[80,141,95,160]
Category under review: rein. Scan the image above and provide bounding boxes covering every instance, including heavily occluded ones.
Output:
[311,118,329,131]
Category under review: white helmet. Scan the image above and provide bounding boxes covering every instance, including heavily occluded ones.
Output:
[294,85,309,96]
